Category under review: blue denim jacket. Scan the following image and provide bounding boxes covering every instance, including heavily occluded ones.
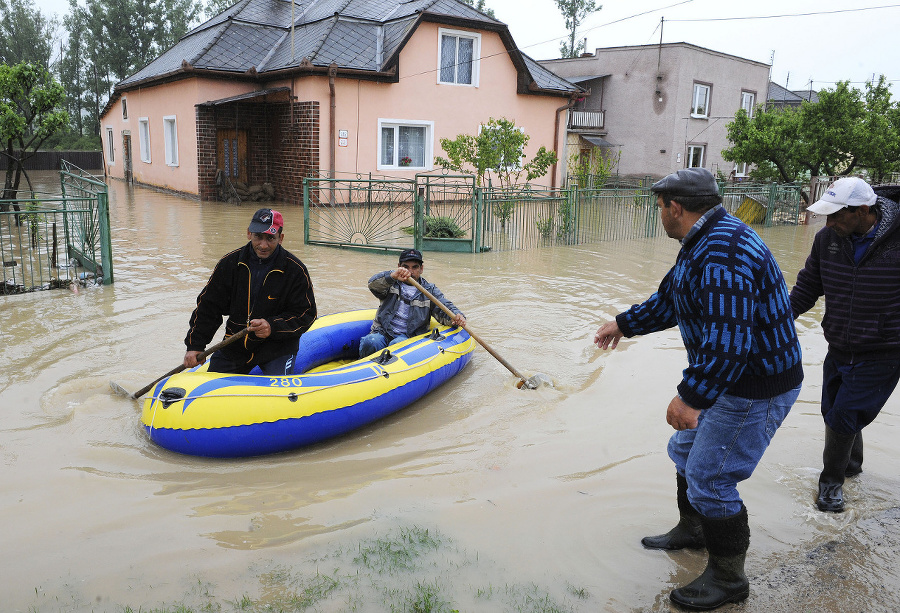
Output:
[367,271,462,337]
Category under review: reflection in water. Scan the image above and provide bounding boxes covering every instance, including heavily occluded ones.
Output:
[2,172,900,611]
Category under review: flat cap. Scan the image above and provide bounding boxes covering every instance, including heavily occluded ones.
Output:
[651,168,719,197]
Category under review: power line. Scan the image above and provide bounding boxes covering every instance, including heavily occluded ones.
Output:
[666,4,900,22]
[399,1,693,82]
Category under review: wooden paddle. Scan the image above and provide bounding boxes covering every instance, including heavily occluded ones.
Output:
[110,327,251,399]
[405,277,541,389]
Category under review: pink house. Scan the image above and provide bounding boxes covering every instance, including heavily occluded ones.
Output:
[99,0,580,201]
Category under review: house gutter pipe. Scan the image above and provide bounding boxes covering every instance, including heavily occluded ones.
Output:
[329,62,337,178]
[552,95,577,190]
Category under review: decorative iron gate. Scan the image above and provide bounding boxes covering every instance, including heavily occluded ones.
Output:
[303,173,477,255]
[0,162,112,294]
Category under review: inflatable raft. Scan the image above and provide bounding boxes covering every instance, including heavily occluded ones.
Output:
[141,309,474,457]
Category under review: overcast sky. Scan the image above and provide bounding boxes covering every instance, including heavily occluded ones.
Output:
[38,0,900,95]
[491,0,900,94]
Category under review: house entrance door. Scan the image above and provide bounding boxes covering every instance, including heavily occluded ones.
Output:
[122,132,133,183]
[217,129,248,183]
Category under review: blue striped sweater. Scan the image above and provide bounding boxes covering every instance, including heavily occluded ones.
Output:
[616,206,803,410]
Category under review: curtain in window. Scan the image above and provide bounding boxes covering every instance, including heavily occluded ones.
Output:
[440,35,473,84]
[398,126,425,166]
[440,35,457,82]
[381,127,395,165]
[457,37,473,84]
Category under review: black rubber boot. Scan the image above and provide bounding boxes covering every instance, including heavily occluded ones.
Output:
[845,430,863,478]
[641,473,705,550]
[817,425,857,513]
[670,506,750,611]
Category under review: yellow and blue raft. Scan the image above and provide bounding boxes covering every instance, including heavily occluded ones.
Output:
[141,309,474,457]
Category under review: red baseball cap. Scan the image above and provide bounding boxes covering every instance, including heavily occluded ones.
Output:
[248,208,283,235]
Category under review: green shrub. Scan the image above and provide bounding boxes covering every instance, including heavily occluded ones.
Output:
[424,216,465,238]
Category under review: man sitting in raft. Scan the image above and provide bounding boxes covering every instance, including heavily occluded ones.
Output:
[359,249,466,358]
[183,208,317,375]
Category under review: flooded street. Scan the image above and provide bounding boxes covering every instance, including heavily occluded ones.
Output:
[2,172,900,612]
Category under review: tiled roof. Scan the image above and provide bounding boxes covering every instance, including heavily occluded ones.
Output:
[115,0,577,97]
[791,89,819,103]
[522,53,578,93]
[767,81,803,104]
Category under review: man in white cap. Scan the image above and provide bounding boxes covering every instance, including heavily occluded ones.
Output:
[791,177,900,512]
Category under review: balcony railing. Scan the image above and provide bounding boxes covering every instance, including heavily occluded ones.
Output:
[568,110,604,130]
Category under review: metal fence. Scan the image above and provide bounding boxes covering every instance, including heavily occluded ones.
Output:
[303,173,477,255]
[1,162,111,294]
[479,186,574,251]
[303,175,419,253]
[720,182,804,226]
[303,175,804,255]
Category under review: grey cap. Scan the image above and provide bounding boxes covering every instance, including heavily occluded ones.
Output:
[651,168,719,197]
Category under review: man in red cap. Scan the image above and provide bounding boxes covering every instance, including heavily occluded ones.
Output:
[183,208,317,375]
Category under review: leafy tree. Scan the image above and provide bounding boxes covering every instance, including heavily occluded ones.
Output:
[57,0,88,138]
[0,0,57,69]
[204,0,236,18]
[853,75,900,184]
[462,0,495,19]
[569,148,619,188]
[555,0,600,58]
[0,62,68,208]
[435,117,557,189]
[57,0,203,137]
[723,77,900,199]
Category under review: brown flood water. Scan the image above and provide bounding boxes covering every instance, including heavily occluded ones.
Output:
[2,171,899,612]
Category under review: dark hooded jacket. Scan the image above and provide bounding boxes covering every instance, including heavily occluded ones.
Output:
[185,242,317,366]
[790,188,900,362]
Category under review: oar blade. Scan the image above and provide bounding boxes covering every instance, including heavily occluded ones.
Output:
[109,380,137,399]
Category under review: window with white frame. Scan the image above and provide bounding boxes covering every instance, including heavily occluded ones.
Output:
[378,119,433,169]
[138,118,151,163]
[687,145,705,168]
[438,28,480,86]
[741,91,755,119]
[691,83,711,118]
[163,116,178,166]
[734,162,749,177]
[105,127,115,163]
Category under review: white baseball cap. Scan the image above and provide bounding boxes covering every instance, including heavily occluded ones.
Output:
[807,177,877,215]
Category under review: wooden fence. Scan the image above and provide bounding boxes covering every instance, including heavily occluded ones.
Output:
[0,151,102,171]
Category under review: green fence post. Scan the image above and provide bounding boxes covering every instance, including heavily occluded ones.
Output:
[414,186,424,251]
[569,185,577,245]
[766,182,777,226]
[303,178,310,244]
[98,190,114,284]
[474,186,482,253]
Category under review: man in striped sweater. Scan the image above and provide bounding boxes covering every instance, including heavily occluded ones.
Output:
[790,177,900,514]
[594,168,803,611]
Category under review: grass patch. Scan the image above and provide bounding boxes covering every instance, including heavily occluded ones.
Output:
[32,524,582,612]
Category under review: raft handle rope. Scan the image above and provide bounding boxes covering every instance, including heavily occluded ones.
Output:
[146,334,475,412]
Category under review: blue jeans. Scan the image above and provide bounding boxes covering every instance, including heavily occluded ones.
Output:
[208,350,294,376]
[358,331,410,358]
[668,386,800,518]
[821,353,900,434]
